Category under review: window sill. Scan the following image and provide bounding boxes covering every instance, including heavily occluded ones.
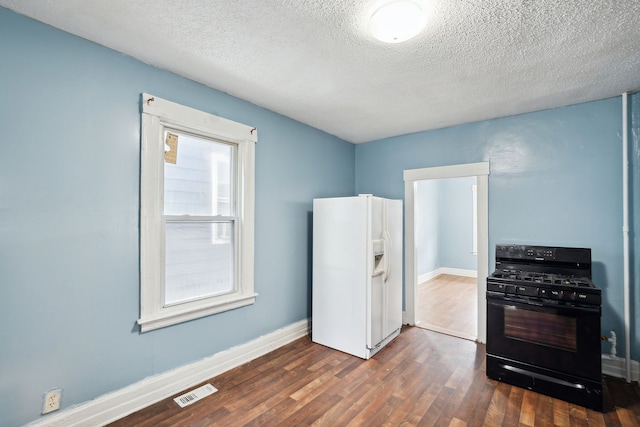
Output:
[137,293,258,333]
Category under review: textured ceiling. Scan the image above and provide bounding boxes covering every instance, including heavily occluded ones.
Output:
[2,0,639,143]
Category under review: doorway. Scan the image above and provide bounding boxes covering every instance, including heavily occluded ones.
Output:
[414,176,478,340]
[403,162,489,343]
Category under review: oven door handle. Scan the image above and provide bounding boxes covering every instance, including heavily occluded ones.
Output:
[500,363,587,390]
[486,295,601,314]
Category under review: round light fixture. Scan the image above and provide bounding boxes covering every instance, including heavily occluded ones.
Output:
[369,0,428,43]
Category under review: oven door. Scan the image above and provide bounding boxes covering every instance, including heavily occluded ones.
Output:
[486,293,601,381]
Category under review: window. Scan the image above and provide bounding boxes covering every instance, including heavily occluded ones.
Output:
[138,94,257,332]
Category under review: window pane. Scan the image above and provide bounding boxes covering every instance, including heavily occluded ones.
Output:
[164,131,233,216]
[165,221,234,305]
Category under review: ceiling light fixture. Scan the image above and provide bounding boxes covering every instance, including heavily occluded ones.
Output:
[369,0,429,43]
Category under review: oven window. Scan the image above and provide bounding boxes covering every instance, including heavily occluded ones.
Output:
[504,306,577,352]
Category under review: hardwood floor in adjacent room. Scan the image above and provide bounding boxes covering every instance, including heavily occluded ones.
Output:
[109,327,640,427]
[416,274,477,340]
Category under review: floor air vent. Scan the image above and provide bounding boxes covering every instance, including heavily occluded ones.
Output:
[174,383,218,408]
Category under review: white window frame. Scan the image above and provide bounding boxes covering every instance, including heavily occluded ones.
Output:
[138,93,257,332]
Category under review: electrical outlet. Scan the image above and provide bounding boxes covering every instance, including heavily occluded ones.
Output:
[42,388,62,414]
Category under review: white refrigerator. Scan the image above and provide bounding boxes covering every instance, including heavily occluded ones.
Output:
[312,194,403,359]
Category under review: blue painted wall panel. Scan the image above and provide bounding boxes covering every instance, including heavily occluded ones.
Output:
[416,180,440,275]
[438,177,477,271]
[416,177,477,275]
[0,8,354,426]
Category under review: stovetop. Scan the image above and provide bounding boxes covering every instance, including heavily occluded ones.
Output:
[487,244,601,305]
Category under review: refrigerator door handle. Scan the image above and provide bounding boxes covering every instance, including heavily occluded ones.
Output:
[382,230,391,282]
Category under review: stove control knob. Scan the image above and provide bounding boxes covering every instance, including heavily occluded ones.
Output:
[568,292,577,301]
[579,293,601,304]
[550,290,562,299]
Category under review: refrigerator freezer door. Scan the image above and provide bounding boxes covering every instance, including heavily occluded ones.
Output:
[367,197,403,351]
[385,199,403,338]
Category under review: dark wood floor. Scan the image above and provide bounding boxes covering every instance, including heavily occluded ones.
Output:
[109,327,640,426]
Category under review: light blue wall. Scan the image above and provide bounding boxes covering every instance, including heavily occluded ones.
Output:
[416,177,477,275]
[356,95,638,361]
[416,180,439,275]
[438,177,477,271]
[0,8,354,427]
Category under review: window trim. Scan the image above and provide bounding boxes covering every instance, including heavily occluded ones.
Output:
[138,93,257,332]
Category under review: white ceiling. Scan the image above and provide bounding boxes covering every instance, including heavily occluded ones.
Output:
[2,0,640,143]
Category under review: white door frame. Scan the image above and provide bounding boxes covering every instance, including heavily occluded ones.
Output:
[403,162,490,343]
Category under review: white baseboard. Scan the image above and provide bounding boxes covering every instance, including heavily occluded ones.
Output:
[28,319,310,427]
[602,355,640,382]
[418,267,477,284]
[417,269,441,284]
[440,267,477,278]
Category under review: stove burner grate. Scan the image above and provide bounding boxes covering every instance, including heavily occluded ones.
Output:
[490,269,595,288]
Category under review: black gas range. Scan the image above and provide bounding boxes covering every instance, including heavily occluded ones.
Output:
[486,244,603,411]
